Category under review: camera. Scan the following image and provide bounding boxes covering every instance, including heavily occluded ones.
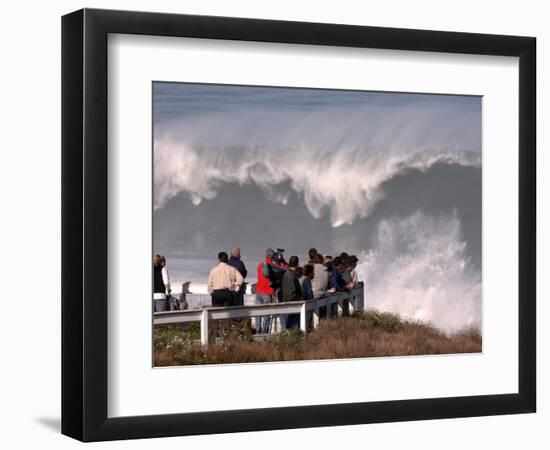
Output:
[272,248,286,264]
[263,248,287,298]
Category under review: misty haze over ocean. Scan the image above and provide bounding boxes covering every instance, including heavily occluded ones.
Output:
[153,82,482,331]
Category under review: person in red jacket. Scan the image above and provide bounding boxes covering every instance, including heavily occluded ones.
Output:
[255,248,275,334]
[255,248,289,333]
[256,249,274,294]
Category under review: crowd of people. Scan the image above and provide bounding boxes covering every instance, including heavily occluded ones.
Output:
[255,248,360,332]
[153,247,361,332]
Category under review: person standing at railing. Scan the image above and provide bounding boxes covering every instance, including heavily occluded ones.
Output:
[328,256,346,293]
[340,254,354,290]
[312,254,329,299]
[255,248,275,334]
[282,256,303,329]
[300,264,315,328]
[299,264,314,300]
[207,251,244,307]
[153,254,171,312]
[228,247,248,306]
[307,248,318,265]
[346,255,359,290]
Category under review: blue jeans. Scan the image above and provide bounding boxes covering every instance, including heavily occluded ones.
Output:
[276,314,288,331]
[272,288,287,331]
[255,294,273,334]
[154,298,167,312]
[286,314,300,330]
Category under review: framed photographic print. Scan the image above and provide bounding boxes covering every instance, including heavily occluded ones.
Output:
[61,8,536,442]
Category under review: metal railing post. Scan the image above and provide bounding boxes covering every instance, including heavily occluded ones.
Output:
[313,303,320,329]
[300,303,307,335]
[337,293,344,317]
[200,309,209,346]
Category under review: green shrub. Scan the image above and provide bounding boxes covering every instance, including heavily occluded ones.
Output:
[154,324,200,351]
[358,309,403,332]
[218,320,254,341]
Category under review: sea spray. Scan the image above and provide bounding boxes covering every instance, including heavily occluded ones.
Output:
[355,211,481,332]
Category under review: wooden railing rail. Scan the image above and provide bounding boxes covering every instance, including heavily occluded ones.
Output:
[154,286,364,346]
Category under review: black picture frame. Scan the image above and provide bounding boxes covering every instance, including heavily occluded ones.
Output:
[61,8,536,442]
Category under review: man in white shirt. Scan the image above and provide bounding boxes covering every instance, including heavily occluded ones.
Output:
[312,254,329,299]
[207,251,244,307]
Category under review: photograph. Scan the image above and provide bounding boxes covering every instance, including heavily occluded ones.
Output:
[152,82,483,366]
[52,4,537,444]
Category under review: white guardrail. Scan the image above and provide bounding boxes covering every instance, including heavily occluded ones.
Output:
[154,286,364,346]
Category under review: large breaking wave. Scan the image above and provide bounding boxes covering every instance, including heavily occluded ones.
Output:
[154,105,480,227]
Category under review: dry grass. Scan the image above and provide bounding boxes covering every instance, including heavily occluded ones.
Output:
[154,309,481,366]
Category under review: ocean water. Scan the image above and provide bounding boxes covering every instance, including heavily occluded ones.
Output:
[153,83,482,332]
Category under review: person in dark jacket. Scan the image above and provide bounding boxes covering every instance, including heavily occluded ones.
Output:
[228,247,247,306]
[282,256,303,329]
[299,264,314,300]
[329,256,346,292]
[153,254,171,312]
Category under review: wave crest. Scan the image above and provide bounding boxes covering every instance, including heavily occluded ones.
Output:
[154,139,480,227]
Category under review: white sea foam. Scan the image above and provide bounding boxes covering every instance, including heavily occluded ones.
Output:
[154,102,481,226]
[355,211,481,332]
[154,136,480,227]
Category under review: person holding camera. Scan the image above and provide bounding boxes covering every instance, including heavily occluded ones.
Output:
[255,248,275,333]
[255,248,288,333]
